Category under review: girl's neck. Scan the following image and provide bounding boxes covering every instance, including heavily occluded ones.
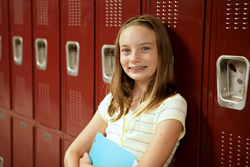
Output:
[133,81,148,99]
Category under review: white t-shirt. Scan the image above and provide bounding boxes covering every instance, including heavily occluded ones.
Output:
[98,93,187,166]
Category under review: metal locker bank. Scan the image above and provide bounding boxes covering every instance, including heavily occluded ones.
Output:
[0,0,249,166]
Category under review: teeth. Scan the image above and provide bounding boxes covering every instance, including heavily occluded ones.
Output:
[130,67,145,70]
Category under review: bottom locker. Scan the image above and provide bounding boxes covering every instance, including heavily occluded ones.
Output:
[13,117,34,167]
[35,127,61,167]
[0,110,11,167]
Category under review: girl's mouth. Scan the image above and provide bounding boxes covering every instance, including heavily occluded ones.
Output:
[129,66,147,70]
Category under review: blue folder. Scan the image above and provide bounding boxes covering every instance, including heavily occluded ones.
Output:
[89,133,136,166]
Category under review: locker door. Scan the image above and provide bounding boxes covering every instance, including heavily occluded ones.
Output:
[33,0,60,129]
[205,0,250,166]
[0,0,11,110]
[95,0,141,109]
[13,117,34,167]
[35,127,61,167]
[9,0,33,118]
[145,0,205,166]
[61,0,95,137]
[0,110,11,167]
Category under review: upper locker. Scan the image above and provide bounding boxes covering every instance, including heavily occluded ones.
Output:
[95,0,141,110]
[33,0,60,129]
[204,0,250,166]
[0,0,11,110]
[61,0,95,137]
[9,0,33,118]
[144,0,205,166]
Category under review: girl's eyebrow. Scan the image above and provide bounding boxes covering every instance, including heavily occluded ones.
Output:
[140,42,154,46]
[120,44,130,48]
[120,42,154,48]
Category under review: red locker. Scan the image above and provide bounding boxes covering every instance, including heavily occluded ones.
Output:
[33,0,60,129]
[145,0,205,166]
[0,110,11,167]
[9,0,33,118]
[12,117,34,167]
[61,0,95,137]
[95,0,141,110]
[35,127,61,167]
[203,0,250,166]
[0,0,11,110]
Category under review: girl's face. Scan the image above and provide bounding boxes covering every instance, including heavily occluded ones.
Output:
[119,25,158,85]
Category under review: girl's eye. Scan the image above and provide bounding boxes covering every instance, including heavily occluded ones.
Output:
[142,47,150,51]
[121,48,130,53]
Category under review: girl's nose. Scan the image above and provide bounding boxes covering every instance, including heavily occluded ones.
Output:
[130,50,141,63]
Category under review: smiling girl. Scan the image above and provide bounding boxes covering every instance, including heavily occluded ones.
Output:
[64,14,187,167]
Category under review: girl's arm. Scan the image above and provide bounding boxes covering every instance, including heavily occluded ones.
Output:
[138,119,182,167]
[64,110,108,167]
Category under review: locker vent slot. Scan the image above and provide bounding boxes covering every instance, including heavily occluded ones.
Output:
[68,0,82,26]
[38,82,50,115]
[13,0,24,25]
[37,0,48,25]
[156,0,179,28]
[0,72,3,102]
[105,0,123,27]
[225,0,249,30]
[220,131,250,166]
[16,76,25,107]
[69,90,83,127]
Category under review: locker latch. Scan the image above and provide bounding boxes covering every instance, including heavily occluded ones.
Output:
[66,41,80,77]
[13,36,23,65]
[102,45,115,83]
[217,55,250,110]
[35,38,48,70]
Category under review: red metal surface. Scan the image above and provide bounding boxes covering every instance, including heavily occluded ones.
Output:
[33,0,60,129]
[9,0,33,118]
[35,127,61,167]
[12,117,34,167]
[146,0,205,166]
[200,0,214,165]
[61,0,95,137]
[0,0,11,110]
[95,0,142,110]
[205,0,250,166]
[0,110,11,167]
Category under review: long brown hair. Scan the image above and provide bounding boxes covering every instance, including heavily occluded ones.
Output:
[108,14,177,121]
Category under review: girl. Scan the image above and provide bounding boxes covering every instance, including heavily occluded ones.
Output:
[64,14,187,167]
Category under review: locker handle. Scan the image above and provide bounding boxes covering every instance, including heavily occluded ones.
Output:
[13,36,23,65]
[35,38,48,70]
[66,41,80,76]
[20,122,26,129]
[44,133,51,141]
[0,36,2,61]
[0,156,3,167]
[0,113,5,120]
[217,55,250,110]
[101,45,115,83]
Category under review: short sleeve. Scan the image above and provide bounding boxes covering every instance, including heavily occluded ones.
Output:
[156,94,187,140]
[98,93,113,123]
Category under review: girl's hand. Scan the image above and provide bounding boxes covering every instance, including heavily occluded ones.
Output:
[79,153,93,167]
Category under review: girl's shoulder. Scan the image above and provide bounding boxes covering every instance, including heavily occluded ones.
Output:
[155,93,187,113]
[162,93,187,105]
